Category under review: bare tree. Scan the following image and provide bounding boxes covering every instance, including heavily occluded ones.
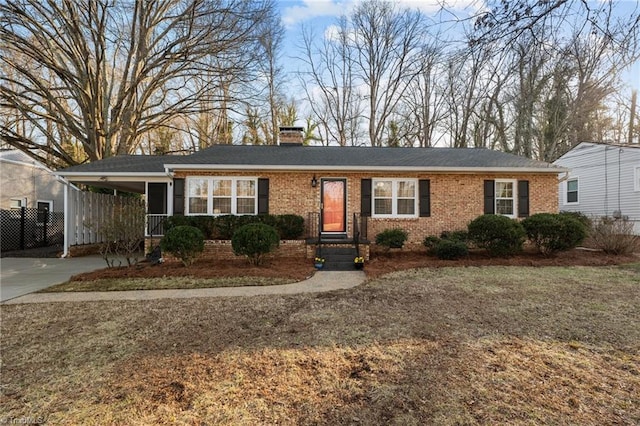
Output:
[0,0,274,168]
[350,0,425,146]
[298,19,363,146]
[256,7,286,145]
[395,39,448,147]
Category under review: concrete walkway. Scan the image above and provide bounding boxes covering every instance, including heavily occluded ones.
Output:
[0,255,111,302]
[2,270,366,304]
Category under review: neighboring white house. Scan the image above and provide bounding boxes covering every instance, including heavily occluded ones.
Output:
[0,149,65,213]
[553,142,640,234]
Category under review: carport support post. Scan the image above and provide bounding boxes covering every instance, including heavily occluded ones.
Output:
[62,183,69,257]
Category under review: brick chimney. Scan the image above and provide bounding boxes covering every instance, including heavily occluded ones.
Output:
[278,126,304,146]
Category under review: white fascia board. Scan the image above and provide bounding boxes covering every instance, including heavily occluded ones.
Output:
[56,172,171,182]
[164,163,567,174]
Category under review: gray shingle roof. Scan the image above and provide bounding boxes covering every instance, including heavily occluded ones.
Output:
[184,145,558,169]
[60,154,183,174]
[59,145,562,174]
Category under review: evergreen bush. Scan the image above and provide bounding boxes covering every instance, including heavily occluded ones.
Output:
[467,214,525,257]
[160,225,205,266]
[434,239,469,260]
[375,228,408,251]
[522,213,587,256]
[231,223,280,266]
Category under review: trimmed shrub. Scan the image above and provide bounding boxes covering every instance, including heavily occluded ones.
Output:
[434,239,469,260]
[590,216,637,255]
[559,211,592,230]
[423,235,441,251]
[164,214,306,241]
[440,230,469,243]
[375,228,408,251]
[276,214,305,240]
[522,213,587,256]
[231,223,280,266]
[467,214,526,257]
[160,225,205,266]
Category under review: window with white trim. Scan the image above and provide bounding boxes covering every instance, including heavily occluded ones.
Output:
[495,180,516,217]
[187,178,208,214]
[372,179,417,217]
[635,166,640,192]
[566,178,578,203]
[186,177,257,215]
[10,198,26,209]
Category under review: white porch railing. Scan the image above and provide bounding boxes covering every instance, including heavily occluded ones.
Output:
[146,214,169,237]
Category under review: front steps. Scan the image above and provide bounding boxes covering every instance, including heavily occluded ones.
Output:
[317,246,359,271]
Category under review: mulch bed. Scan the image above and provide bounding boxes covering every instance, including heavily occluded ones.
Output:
[364,248,638,278]
[70,257,317,282]
[70,248,638,283]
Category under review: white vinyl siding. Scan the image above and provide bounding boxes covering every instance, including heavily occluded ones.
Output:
[554,143,640,235]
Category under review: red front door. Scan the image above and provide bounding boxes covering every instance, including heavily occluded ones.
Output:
[321,179,346,233]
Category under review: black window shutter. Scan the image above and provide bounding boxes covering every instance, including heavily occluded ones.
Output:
[518,180,530,218]
[258,178,269,214]
[484,180,495,214]
[419,179,431,217]
[173,178,184,216]
[361,179,372,217]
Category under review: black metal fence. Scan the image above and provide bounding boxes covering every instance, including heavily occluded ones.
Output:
[1,207,64,252]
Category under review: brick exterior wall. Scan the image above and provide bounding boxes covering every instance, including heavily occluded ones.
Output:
[173,170,559,251]
[152,239,306,262]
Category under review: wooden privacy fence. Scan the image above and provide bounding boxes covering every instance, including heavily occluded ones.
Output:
[66,190,144,246]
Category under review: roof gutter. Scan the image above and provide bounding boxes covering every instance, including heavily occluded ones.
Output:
[163,164,568,174]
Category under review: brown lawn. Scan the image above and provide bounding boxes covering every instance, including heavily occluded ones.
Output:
[1,251,639,424]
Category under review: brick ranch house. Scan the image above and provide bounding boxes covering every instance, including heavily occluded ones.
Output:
[56,128,565,260]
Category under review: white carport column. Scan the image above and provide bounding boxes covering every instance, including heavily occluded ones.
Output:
[62,182,69,257]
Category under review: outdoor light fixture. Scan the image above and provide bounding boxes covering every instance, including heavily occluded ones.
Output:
[311,174,318,187]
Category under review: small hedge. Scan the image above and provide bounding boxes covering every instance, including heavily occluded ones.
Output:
[160,225,205,266]
[375,228,408,251]
[433,239,468,260]
[468,214,526,257]
[424,231,469,259]
[440,230,469,243]
[165,214,305,240]
[231,223,280,266]
[522,213,587,256]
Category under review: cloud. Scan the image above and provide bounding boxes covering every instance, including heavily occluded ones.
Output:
[281,0,484,28]
[281,0,353,28]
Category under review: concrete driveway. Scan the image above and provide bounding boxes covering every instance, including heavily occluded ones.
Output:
[0,256,109,302]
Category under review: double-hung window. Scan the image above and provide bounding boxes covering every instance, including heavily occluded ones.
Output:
[495,180,516,217]
[566,178,579,203]
[187,177,257,215]
[187,178,208,214]
[635,167,640,192]
[372,179,417,217]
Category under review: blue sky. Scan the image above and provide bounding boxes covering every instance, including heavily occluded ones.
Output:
[275,0,639,95]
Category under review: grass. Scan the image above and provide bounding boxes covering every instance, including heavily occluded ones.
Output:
[1,265,639,424]
[40,276,298,292]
